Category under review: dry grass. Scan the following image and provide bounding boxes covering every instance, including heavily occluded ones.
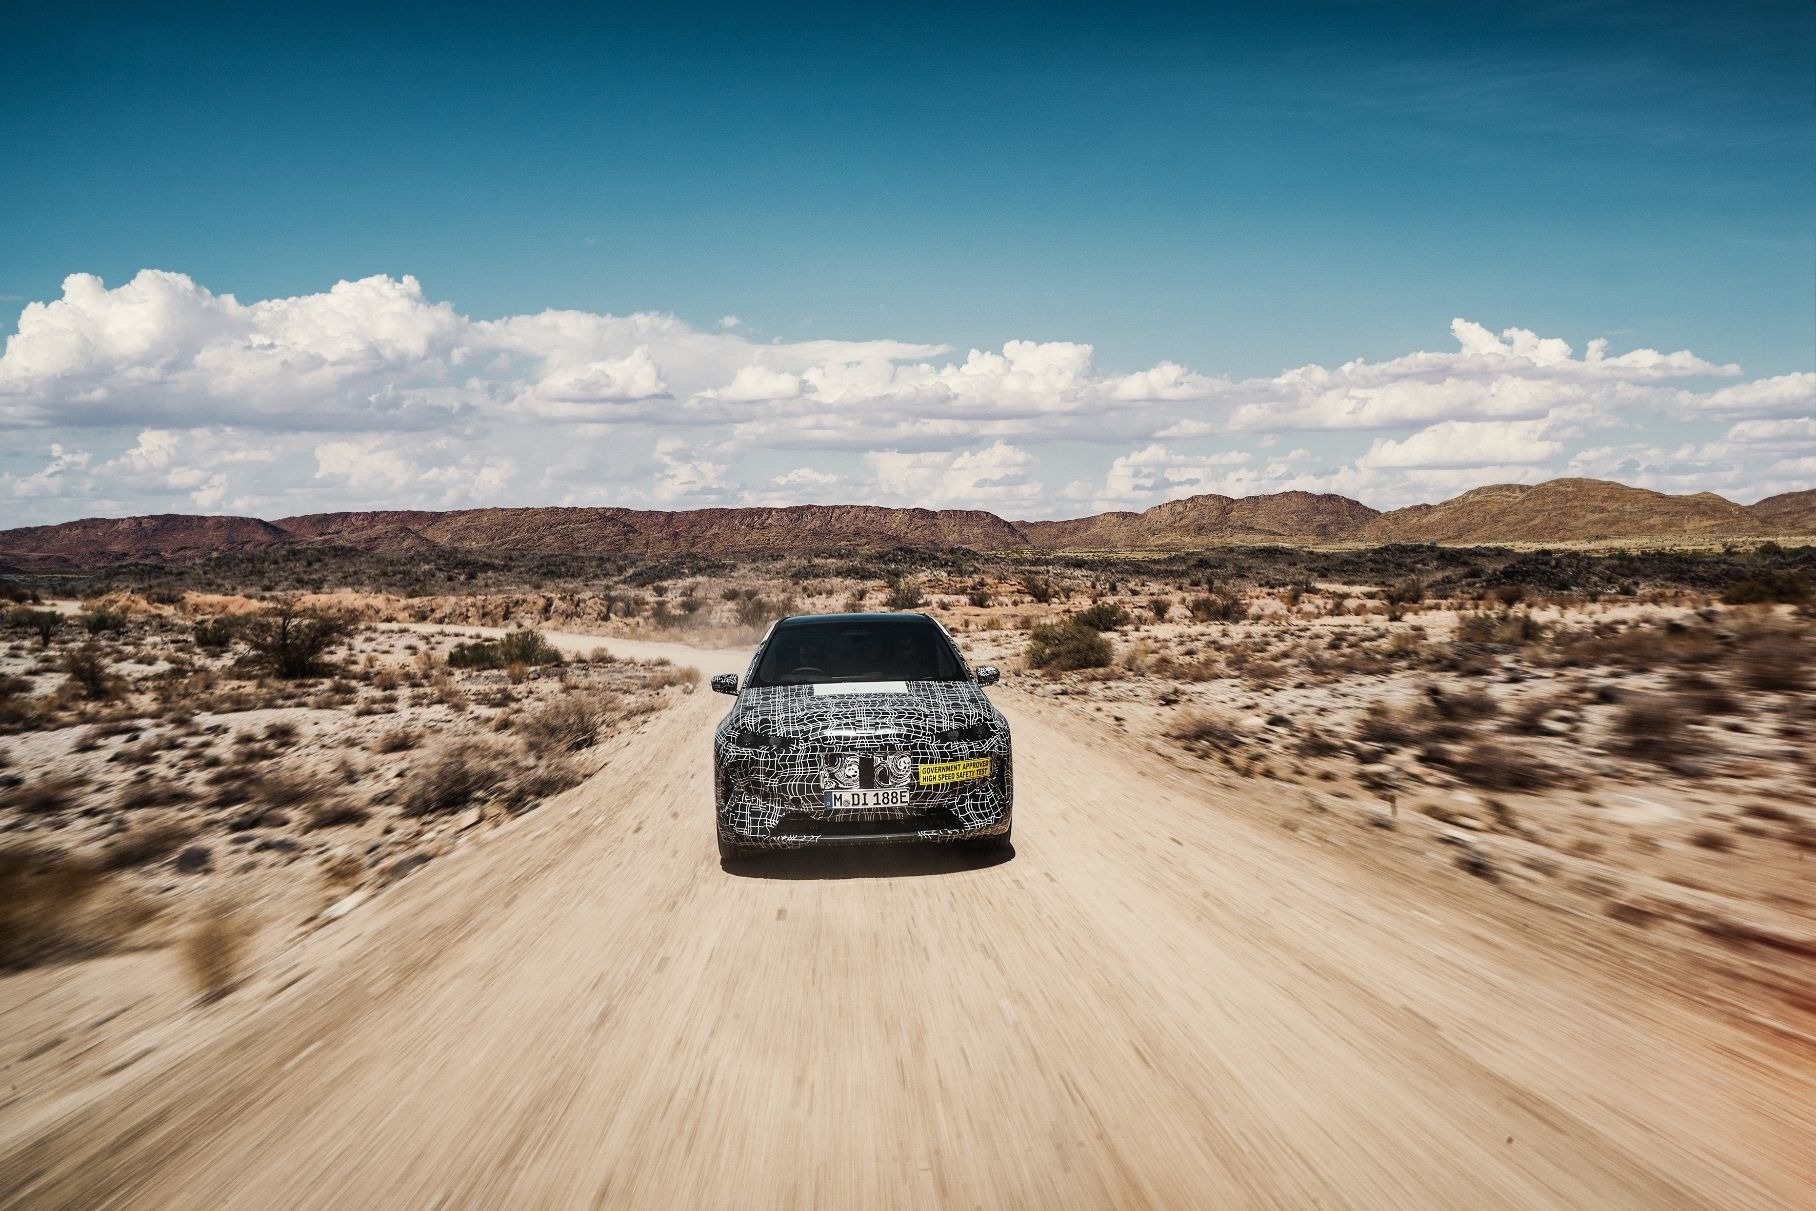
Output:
[182,897,251,1002]
[373,726,423,753]
[518,691,614,754]
[1736,628,1810,692]
[402,741,514,816]
[1611,693,1715,774]
[1451,741,1565,791]
[9,773,88,814]
[1165,709,1245,752]
[101,817,200,870]
[0,844,109,968]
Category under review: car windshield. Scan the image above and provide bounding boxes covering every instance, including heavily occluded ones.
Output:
[750,616,966,686]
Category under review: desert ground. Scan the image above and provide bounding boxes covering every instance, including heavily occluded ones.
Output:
[1,546,1812,1208]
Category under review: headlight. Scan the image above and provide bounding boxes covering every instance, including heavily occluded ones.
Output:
[733,727,797,751]
[935,721,994,743]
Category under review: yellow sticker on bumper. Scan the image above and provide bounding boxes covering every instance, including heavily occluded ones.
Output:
[917,757,992,786]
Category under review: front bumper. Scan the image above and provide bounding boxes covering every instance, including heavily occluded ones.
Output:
[717,742,1012,849]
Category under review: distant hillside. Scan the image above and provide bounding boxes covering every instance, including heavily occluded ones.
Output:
[1748,489,1816,533]
[1363,479,1762,544]
[1017,491,1378,548]
[0,514,292,573]
[1,478,1808,572]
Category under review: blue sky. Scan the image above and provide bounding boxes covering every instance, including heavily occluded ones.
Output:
[1,1,1811,522]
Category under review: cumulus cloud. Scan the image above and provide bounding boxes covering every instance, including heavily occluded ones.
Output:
[1358,418,1565,469]
[0,269,1806,522]
[864,441,1044,508]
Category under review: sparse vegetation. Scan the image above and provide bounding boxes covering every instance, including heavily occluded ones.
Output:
[447,628,561,670]
[240,600,359,678]
[1026,619,1113,671]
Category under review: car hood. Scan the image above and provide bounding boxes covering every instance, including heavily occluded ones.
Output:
[730,680,995,741]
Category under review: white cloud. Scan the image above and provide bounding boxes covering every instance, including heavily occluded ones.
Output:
[1358,418,1565,469]
[0,270,1806,523]
[864,441,1044,508]
[1686,372,1815,419]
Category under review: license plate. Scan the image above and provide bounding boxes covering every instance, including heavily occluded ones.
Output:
[824,788,913,810]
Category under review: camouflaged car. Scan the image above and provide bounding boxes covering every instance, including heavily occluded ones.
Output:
[711,613,1012,863]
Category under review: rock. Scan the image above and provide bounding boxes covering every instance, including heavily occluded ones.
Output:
[1537,709,1577,736]
[382,853,432,884]
[174,845,211,874]
[320,890,367,922]
[1358,762,1398,786]
[255,835,300,853]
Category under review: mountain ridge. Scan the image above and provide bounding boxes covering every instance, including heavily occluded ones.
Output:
[1,479,1809,572]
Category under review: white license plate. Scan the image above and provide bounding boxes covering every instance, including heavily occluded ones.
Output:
[824,788,912,810]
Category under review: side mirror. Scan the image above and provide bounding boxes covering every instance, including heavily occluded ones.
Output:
[975,665,1000,686]
[711,673,740,696]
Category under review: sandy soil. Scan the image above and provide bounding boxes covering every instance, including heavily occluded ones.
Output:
[2,628,1811,1209]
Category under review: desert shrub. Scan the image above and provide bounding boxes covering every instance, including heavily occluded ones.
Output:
[1355,703,1416,748]
[519,692,612,754]
[101,818,198,870]
[1187,594,1245,623]
[7,607,61,647]
[1165,709,1244,751]
[182,898,250,1002]
[192,616,241,650]
[884,580,926,610]
[1487,583,1529,607]
[303,800,370,829]
[1026,619,1113,671]
[1384,578,1424,605]
[0,845,109,969]
[1072,602,1129,632]
[499,755,586,812]
[1021,577,1057,604]
[642,661,701,689]
[1148,596,1172,621]
[1456,612,1545,646]
[1666,672,1741,715]
[374,726,423,753]
[1451,741,1562,791]
[240,600,358,678]
[402,741,512,815]
[967,587,993,608]
[1722,571,1810,605]
[115,777,192,811]
[62,643,120,700]
[734,596,777,628]
[81,609,128,635]
[447,628,560,670]
[1736,628,1810,692]
[10,774,87,814]
[1612,693,1713,772]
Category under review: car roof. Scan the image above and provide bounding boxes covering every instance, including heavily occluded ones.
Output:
[771,612,937,628]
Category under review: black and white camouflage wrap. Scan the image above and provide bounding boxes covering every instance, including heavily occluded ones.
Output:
[713,623,1012,850]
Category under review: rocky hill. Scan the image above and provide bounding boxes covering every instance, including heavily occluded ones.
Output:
[1363,479,1763,544]
[1017,491,1378,548]
[1748,489,1816,533]
[0,514,293,573]
[1,479,1808,572]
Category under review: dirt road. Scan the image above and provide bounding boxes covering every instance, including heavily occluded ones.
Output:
[2,632,1810,1209]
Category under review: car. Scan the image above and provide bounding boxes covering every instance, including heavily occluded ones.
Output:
[710,612,1013,863]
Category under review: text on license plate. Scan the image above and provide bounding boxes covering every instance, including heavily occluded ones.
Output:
[824,788,912,810]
